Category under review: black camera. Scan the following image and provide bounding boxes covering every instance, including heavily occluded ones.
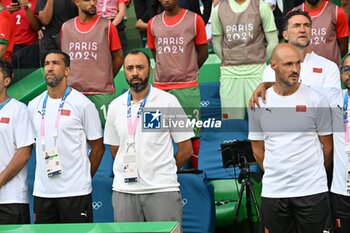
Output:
[221,140,255,168]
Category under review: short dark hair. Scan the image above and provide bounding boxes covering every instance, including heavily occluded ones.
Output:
[45,50,70,67]
[125,49,151,67]
[283,9,312,32]
[0,58,13,79]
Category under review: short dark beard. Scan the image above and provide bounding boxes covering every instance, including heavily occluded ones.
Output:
[45,75,64,88]
[81,7,96,16]
[127,76,149,92]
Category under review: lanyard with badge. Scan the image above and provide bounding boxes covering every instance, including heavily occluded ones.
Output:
[343,93,350,194]
[41,86,71,178]
[0,97,11,111]
[124,86,151,183]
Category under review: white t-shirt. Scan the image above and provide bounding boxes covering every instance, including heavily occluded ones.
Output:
[28,89,102,198]
[331,90,350,196]
[248,84,331,198]
[0,98,35,204]
[262,52,340,89]
[263,52,346,196]
[104,87,194,194]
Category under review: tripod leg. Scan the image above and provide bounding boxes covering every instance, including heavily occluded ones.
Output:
[233,183,246,225]
[245,181,255,233]
[246,181,261,222]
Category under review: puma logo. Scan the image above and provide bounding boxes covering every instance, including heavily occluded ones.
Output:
[81,211,88,218]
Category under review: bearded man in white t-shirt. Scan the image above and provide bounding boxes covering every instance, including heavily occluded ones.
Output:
[28,50,105,224]
[249,43,333,233]
[104,50,194,230]
[331,54,350,233]
[0,58,35,224]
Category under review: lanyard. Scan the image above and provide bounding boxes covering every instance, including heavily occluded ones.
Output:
[0,97,11,111]
[344,93,349,143]
[127,86,151,137]
[40,86,71,148]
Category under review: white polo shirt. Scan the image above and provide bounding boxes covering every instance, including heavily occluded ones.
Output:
[28,89,102,198]
[248,84,331,198]
[0,98,35,204]
[104,87,194,194]
[262,52,340,89]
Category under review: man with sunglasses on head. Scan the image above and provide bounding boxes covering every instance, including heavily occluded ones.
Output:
[0,58,35,224]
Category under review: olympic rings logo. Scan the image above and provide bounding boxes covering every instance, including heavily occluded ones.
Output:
[200,101,210,107]
[222,140,237,144]
[92,201,103,210]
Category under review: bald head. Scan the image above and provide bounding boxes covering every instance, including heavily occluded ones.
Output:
[271,43,301,88]
[271,43,300,64]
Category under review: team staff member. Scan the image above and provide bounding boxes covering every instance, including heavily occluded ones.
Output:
[249,10,342,189]
[293,0,349,66]
[28,50,104,223]
[61,0,123,126]
[250,10,341,110]
[147,0,208,167]
[0,0,14,61]
[0,58,34,224]
[249,43,333,233]
[104,50,193,229]
[333,55,350,233]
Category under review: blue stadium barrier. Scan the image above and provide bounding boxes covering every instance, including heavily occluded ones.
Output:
[178,172,215,233]
[92,176,114,222]
[199,83,222,121]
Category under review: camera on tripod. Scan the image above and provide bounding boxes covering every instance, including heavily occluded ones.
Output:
[221,140,255,169]
[220,140,261,233]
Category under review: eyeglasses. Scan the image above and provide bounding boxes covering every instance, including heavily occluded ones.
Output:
[341,65,350,74]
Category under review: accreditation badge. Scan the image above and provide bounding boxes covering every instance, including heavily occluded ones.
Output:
[123,137,138,183]
[44,147,62,178]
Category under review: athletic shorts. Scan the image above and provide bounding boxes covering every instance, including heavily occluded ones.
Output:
[261,192,331,233]
[220,75,260,120]
[331,193,350,233]
[34,193,93,223]
[168,87,201,137]
[0,203,30,224]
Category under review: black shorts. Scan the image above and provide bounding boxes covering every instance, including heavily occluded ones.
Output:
[34,193,93,224]
[261,192,331,233]
[331,193,350,233]
[0,203,30,224]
